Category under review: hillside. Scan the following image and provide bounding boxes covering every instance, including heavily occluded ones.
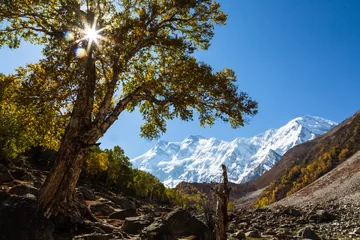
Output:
[255,110,360,207]
[131,116,337,187]
[272,150,360,207]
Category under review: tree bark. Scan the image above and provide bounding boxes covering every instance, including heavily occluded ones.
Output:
[38,40,98,221]
[215,164,231,240]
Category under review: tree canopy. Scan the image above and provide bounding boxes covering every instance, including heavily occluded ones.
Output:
[0,0,258,218]
[0,0,257,143]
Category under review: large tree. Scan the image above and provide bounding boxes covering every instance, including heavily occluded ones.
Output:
[0,0,257,220]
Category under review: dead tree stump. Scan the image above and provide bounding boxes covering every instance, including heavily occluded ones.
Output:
[214,164,231,240]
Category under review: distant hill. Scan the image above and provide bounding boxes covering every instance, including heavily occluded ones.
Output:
[255,110,360,207]
[131,116,337,187]
[272,150,360,207]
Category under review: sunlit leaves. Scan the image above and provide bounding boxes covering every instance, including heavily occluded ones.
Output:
[1,0,257,147]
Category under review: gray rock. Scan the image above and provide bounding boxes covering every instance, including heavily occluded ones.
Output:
[107,208,138,220]
[118,197,136,210]
[141,208,213,240]
[90,203,115,217]
[9,184,39,196]
[121,215,153,234]
[78,186,96,201]
[164,208,212,239]
[0,165,13,182]
[297,226,320,240]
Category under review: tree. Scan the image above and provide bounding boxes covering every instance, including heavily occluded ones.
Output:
[213,164,231,240]
[0,73,65,163]
[0,0,257,220]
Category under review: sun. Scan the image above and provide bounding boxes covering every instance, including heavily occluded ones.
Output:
[76,16,108,52]
[85,28,100,42]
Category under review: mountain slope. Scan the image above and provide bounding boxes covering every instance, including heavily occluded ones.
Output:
[272,150,360,207]
[131,116,337,187]
[255,110,360,207]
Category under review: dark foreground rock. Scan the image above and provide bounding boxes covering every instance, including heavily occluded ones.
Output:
[8,184,39,196]
[141,208,213,240]
[0,194,54,240]
[121,214,154,234]
[78,186,97,201]
[0,165,14,182]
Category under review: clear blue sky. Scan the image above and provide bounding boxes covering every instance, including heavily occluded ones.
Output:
[1,0,359,158]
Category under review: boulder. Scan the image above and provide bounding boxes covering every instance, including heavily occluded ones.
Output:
[118,197,136,209]
[142,208,213,240]
[0,195,54,240]
[297,226,320,240]
[78,186,97,201]
[90,203,115,217]
[141,219,168,239]
[121,215,153,234]
[0,165,13,182]
[9,184,39,196]
[165,208,212,238]
[108,208,138,220]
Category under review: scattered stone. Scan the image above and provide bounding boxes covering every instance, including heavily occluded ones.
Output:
[280,207,302,217]
[245,230,261,238]
[0,165,14,183]
[307,210,336,223]
[232,230,246,239]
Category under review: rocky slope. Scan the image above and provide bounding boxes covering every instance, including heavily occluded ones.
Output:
[273,150,360,208]
[131,116,337,187]
[1,163,360,240]
[255,110,360,206]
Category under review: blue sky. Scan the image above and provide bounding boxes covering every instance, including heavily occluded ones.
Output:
[1,0,359,158]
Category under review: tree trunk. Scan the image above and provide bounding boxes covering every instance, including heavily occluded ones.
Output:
[215,164,231,240]
[38,134,88,221]
[39,39,98,222]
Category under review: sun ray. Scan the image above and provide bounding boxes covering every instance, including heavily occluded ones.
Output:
[73,16,108,57]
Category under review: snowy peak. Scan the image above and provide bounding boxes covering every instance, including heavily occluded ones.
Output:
[131,116,337,187]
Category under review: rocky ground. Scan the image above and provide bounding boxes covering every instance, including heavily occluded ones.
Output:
[1,164,360,239]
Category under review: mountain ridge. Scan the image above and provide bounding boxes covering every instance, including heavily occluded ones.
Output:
[131,116,337,187]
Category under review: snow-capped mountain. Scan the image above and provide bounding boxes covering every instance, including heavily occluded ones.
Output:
[131,116,337,188]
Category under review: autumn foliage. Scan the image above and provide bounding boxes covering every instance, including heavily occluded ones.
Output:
[255,114,360,208]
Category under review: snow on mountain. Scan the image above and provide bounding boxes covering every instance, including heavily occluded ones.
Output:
[131,116,337,188]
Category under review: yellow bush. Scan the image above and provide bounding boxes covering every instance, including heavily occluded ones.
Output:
[86,152,109,175]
